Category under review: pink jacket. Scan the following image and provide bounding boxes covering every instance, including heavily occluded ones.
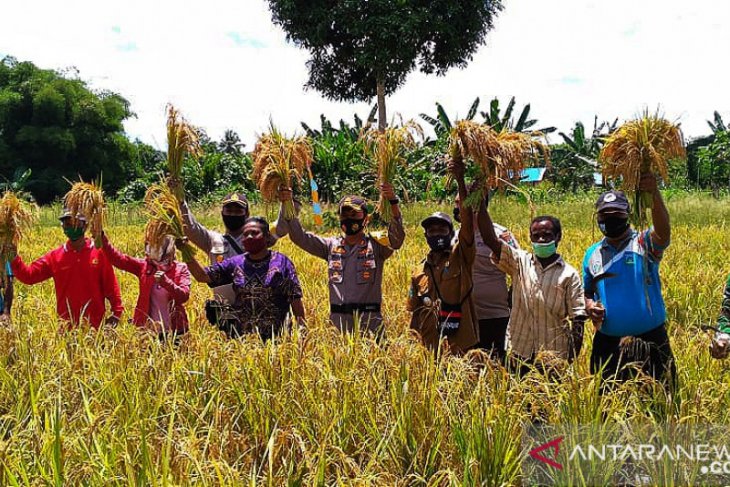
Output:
[102,236,190,333]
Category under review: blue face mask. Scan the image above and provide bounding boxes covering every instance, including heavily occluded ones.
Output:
[532,240,557,259]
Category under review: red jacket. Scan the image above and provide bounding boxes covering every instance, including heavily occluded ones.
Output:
[11,239,123,328]
[102,236,190,333]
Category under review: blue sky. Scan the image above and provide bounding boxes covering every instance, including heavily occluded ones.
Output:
[1,0,728,149]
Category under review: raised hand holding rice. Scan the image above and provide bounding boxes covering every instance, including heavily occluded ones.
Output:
[447,120,548,209]
[361,121,421,222]
[63,180,105,248]
[0,191,36,281]
[252,124,312,220]
[599,110,685,228]
[165,104,201,200]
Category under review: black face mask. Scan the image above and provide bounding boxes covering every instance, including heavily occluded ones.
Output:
[427,235,452,252]
[341,218,365,236]
[452,207,461,223]
[222,215,246,232]
[599,216,630,238]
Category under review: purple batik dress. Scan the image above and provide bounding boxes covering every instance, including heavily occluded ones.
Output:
[205,250,302,339]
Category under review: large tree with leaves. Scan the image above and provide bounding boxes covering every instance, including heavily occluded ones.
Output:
[266,0,503,131]
[0,56,136,203]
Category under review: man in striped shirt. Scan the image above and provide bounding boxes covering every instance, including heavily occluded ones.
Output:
[476,197,586,375]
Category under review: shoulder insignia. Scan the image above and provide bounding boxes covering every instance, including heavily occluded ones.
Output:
[369,230,391,247]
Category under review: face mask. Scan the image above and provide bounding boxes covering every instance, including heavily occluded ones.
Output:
[452,207,461,223]
[532,240,557,259]
[341,218,365,236]
[64,226,84,242]
[146,244,164,262]
[153,260,172,271]
[598,216,629,238]
[222,215,246,232]
[243,235,267,254]
[427,235,452,252]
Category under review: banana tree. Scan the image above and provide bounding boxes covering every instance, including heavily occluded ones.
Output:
[481,97,556,134]
[707,111,727,134]
[548,117,618,192]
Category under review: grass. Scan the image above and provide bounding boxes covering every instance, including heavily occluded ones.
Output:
[1,193,730,484]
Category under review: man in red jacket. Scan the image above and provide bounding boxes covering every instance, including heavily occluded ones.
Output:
[8,208,123,329]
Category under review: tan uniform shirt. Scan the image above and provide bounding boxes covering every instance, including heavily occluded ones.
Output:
[408,226,479,354]
[276,210,405,334]
[493,242,586,359]
[181,201,245,303]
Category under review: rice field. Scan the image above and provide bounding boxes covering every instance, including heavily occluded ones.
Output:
[2,192,730,485]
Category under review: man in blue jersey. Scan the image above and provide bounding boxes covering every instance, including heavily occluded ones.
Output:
[583,174,675,392]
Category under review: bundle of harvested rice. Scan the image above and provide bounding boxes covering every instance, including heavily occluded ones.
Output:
[63,180,105,248]
[252,124,313,220]
[362,121,422,222]
[0,191,36,280]
[599,111,685,228]
[144,183,195,262]
[166,104,201,200]
[448,121,548,208]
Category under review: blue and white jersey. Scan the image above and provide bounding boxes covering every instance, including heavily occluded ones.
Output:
[582,229,668,337]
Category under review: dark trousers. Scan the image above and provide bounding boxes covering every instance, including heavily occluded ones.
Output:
[477,317,509,364]
[590,323,676,394]
[508,354,564,382]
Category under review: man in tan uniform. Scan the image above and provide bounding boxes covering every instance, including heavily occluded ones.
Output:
[277,184,405,335]
[454,193,519,362]
[408,158,480,354]
[179,192,250,303]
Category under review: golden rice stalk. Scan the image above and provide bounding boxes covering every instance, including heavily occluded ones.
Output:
[599,111,685,228]
[166,104,201,200]
[0,192,36,280]
[362,121,423,222]
[63,180,105,248]
[144,183,195,262]
[448,121,548,209]
[252,124,313,220]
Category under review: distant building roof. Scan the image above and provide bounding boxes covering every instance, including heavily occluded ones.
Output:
[520,167,547,183]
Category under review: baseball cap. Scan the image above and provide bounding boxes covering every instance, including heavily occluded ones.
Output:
[58,207,87,222]
[421,212,454,232]
[595,190,630,213]
[338,195,368,215]
[221,192,249,209]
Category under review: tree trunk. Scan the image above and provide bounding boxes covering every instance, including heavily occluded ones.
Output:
[376,76,386,133]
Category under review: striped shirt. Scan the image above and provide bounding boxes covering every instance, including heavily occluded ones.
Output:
[493,242,586,359]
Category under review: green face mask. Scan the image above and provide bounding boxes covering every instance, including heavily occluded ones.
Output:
[532,240,557,259]
[63,226,85,242]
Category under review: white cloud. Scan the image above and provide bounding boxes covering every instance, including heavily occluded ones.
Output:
[1,0,728,150]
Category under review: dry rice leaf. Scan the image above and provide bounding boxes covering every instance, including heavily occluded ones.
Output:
[252,124,313,219]
[0,192,37,276]
[361,121,423,221]
[448,121,548,208]
[600,112,685,191]
[166,104,201,183]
